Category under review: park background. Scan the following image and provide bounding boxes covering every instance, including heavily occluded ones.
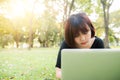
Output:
[0,0,120,80]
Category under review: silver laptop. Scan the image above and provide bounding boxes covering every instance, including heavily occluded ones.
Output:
[61,49,120,80]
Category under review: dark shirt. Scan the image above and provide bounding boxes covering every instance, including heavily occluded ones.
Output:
[55,36,104,68]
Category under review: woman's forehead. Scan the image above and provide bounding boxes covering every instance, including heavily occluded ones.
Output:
[79,24,90,30]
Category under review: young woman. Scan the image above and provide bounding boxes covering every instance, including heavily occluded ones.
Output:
[55,12,104,79]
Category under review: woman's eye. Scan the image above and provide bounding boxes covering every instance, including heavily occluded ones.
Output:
[84,32,88,34]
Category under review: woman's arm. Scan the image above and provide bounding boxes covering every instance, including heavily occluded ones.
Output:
[56,67,61,79]
[55,41,69,79]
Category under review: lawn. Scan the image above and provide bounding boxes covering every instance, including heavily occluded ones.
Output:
[0,48,59,80]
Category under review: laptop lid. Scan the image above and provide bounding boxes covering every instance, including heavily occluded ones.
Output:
[61,49,120,80]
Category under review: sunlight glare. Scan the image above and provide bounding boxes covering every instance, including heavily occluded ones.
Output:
[9,0,25,18]
[7,0,45,19]
[110,0,120,12]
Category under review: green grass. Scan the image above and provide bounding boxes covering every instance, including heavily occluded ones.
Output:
[110,46,120,49]
[0,48,59,80]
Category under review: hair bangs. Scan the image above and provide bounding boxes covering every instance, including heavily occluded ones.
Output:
[72,23,89,38]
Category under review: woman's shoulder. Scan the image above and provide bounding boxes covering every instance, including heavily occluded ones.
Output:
[95,36,103,42]
[91,36,104,48]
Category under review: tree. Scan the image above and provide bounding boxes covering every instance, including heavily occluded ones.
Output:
[53,0,76,44]
[28,0,38,49]
[37,0,59,47]
[0,15,13,48]
[101,0,113,48]
[109,10,120,46]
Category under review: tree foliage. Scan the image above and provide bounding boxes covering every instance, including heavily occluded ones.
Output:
[0,0,119,48]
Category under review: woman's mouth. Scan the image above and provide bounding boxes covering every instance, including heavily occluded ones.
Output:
[81,42,87,45]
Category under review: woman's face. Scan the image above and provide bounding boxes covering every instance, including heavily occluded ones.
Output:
[74,26,92,48]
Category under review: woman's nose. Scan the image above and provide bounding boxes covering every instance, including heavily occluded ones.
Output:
[80,35,86,41]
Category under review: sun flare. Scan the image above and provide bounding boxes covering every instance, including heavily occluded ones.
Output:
[7,0,45,19]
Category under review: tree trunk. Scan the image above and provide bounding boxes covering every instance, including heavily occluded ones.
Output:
[68,0,75,16]
[16,41,19,48]
[101,0,113,48]
[103,6,109,48]
[28,0,38,49]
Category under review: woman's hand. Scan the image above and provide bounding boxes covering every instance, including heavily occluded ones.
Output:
[56,67,61,79]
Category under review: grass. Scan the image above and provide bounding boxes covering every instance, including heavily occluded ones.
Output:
[1,47,120,80]
[0,48,59,80]
[110,46,120,49]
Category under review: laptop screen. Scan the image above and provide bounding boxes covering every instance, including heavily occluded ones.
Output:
[61,49,120,80]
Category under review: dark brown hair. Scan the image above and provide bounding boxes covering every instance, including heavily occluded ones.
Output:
[64,12,95,48]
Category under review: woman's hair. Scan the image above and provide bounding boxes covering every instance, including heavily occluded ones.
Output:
[64,12,95,48]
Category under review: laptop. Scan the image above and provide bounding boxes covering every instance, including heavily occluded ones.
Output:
[61,49,120,80]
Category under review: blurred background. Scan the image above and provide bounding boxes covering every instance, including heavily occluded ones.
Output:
[0,0,120,49]
[0,0,120,80]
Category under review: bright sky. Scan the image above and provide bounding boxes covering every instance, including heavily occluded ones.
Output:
[2,0,120,20]
[5,0,45,19]
[110,0,120,12]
